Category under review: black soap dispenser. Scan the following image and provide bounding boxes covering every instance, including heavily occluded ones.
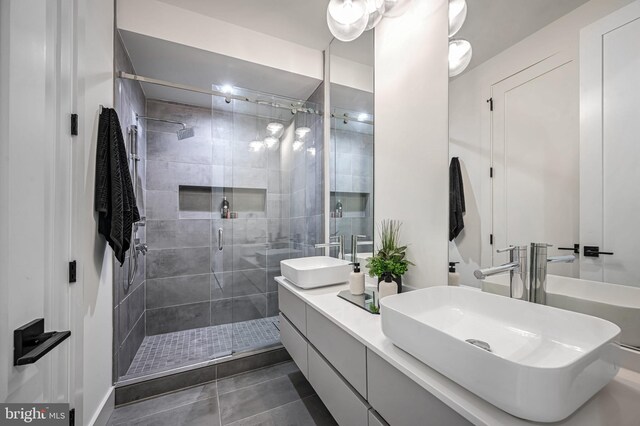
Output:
[221,196,230,219]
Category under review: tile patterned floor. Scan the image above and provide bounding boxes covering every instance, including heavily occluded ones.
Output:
[123,316,281,380]
[108,361,337,426]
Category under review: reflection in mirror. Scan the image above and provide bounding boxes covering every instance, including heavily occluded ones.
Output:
[448,0,640,348]
[329,32,375,266]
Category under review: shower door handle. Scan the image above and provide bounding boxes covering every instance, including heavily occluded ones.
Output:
[218,228,223,251]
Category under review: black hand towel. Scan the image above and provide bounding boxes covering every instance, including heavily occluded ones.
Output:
[449,157,466,241]
[95,107,140,264]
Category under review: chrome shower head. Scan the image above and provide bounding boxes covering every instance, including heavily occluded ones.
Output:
[177,126,195,140]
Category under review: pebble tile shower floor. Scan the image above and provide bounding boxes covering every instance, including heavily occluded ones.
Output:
[123,316,281,380]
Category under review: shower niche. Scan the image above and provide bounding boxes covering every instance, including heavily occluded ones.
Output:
[178,185,268,219]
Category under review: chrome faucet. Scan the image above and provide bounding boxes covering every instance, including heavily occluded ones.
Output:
[529,243,575,305]
[351,234,367,263]
[315,235,345,260]
[474,245,529,301]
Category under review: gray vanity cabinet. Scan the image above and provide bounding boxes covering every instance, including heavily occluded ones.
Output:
[308,346,370,426]
[306,306,368,398]
[278,285,307,335]
[279,313,308,378]
[367,350,472,426]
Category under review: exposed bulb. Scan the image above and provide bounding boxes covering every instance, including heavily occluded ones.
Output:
[449,39,472,77]
[382,0,412,18]
[365,0,385,30]
[264,136,279,150]
[292,140,304,151]
[327,0,368,42]
[448,0,467,37]
[295,127,311,138]
[249,140,264,152]
[266,122,284,138]
[357,113,369,121]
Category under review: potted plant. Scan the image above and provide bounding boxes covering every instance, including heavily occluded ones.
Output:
[365,220,413,293]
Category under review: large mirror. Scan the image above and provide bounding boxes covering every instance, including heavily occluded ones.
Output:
[328,34,375,267]
[448,0,640,347]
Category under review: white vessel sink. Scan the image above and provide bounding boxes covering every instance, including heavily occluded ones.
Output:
[280,256,351,289]
[482,274,640,347]
[380,286,621,423]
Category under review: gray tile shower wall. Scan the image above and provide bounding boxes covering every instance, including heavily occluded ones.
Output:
[144,98,307,336]
[113,32,147,380]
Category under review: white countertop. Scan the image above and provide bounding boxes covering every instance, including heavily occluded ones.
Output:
[276,277,640,426]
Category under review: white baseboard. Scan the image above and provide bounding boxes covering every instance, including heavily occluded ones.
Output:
[89,386,115,426]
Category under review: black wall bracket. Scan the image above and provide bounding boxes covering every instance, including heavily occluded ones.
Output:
[584,245,614,258]
[14,318,71,366]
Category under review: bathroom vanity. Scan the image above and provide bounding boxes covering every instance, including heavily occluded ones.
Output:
[277,277,640,425]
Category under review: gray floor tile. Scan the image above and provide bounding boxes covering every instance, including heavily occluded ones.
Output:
[109,382,217,424]
[225,395,338,426]
[117,397,221,426]
[218,372,315,424]
[217,361,299,395]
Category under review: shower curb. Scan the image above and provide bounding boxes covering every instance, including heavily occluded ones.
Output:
[114,346,291,406]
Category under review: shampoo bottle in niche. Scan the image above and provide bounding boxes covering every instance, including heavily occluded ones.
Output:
[335,199,343,218]
[221,196,230,219]
[448,262,460,286]
[378,273,398,299]
[349,263,365,295]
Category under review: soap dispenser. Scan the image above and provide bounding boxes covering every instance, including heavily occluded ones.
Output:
[378,273,398,299]
[448,262,460,286]
[336,199,343,218]
[349,263,365,295]
[221,196,230,219]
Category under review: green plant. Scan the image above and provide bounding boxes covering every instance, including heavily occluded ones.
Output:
[365,220,414,279]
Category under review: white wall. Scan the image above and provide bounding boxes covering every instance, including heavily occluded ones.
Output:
[449,0,634,286]
[116,0,323,82]
[75,0,115,424]
[330,55,373,93]
[374,0,449,287]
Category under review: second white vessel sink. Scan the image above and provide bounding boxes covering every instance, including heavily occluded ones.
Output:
[380,286,620,422]
[280,256,351,289]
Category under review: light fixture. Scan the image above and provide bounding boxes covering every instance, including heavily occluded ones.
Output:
[448,0,467,37]
[249,140,264,152]
[295,127,311,138]
[357,113,368,122]
[292,140,304,151]
[264,136,279,150]
[382,0,412,18]
[221,84,233,94]
[365,0,385,30]
[307,147,316,156]
[327,0,368,42]
[266,122,284,138]
[448,39,472,77]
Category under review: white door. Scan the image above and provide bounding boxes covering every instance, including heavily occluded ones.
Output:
[492,54,580,277]
[581,1,640,287]
[0,0,74,407]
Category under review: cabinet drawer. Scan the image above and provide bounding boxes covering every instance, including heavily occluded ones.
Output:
[367,350,471,426]
[278,282,306,335]
[308,346,369,426]
[306,306,367,398]
[279,313,308,378]
[368,409,389,426]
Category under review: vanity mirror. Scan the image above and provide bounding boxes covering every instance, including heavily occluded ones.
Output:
[448,0,640,347]
[328,34,375,264]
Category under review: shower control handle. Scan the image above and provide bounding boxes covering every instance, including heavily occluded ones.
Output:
[218,228,223,251]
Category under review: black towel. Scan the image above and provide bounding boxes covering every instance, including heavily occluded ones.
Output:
[95,107,140,264]
[449,157,466,241]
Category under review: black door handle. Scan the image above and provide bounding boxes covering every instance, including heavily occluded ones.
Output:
[558,244,580,254]
[584,246,614,258]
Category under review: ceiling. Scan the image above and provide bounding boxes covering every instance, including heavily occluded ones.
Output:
[456,0,591,74]
[156,0,333,51]
[119,30,323,111]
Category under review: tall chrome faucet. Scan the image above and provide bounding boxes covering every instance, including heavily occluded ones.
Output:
[474,245,529,301]
[315,235,345,260]
[529,243,575,304]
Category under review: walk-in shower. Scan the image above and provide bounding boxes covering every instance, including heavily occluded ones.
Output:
[113,58,324,382]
